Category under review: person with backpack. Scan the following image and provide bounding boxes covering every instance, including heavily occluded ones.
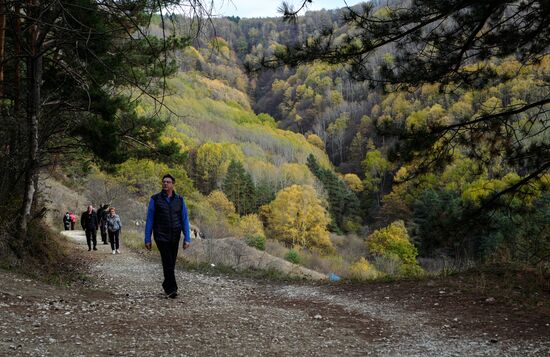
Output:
[97,204,109,245]
[63,212,71,231]
[81,205,99,251]
[105,207,122,255]
[144,174,191,299]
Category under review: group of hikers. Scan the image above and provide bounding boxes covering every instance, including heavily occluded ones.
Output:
[62,174,194,299]
[62,211,77,230]
[63,204,122,254]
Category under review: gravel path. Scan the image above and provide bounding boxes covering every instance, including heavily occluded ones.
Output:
[1,230,548,356]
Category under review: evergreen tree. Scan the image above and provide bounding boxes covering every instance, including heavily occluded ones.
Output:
[411,189,464,256]
[306,154,361,232]
[0,1,211,235]
[222,160,256,215]
[255,180,276,211]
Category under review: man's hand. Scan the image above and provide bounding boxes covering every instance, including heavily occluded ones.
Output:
[145,243,152,251]
[183,242,190,250]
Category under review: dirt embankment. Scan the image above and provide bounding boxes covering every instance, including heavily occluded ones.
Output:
[1,230,549,356]
[181,237,327,280]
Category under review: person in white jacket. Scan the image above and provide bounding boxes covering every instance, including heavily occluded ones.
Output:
[105,207,122,254]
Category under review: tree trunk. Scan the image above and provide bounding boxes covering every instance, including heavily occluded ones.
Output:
[14,4,21,114]
[20,54,42,236]
[0,0,6,98]
[20,1,42,237]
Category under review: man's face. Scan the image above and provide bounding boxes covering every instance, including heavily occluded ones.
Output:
[162,178,174,191]
[87,205,93,213]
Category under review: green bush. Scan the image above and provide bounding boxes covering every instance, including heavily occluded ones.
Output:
[367,220,419,265]
[367,221,423,276]
[245,234,266,251]
[285,249,301,264]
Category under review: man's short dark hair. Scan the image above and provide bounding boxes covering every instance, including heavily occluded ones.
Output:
[162,174,175,183]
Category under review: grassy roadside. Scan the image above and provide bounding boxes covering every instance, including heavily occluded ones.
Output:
[122,229,310,282]
[442,264,550,310]
[3,223,548,311]
[123,227,550,302]
[0,222,90,286]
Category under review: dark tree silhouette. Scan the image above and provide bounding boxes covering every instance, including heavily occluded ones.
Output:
[0,0,213,236]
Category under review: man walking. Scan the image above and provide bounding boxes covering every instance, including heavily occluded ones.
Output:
[144,174,191,298]
[97,203,109,244]
[81,205,99,251]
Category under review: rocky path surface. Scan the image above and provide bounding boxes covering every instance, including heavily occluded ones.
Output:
[1,230,549,356]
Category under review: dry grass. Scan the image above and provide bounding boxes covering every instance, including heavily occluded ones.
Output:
[123,229,155,251]
[0,221,85,285]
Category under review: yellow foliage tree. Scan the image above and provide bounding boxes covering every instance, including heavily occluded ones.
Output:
[343,173,364,192]
[264,185,332,252]
[116,159,192,199]
[306,133,325,150]
[239,214,265,238]
[279,163,316,188]
[461,172,541,207]
[196,142,224,192]
[196,142,244,193]
[366,220,419,267]
[206,190,236,217]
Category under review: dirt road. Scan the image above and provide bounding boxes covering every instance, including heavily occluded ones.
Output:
[1,231,548,356]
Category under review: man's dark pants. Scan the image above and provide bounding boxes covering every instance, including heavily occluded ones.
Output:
[155,239,180,294]
[85,229,97,249]
[100,225,108,244]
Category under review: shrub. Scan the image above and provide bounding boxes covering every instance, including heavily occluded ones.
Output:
[349,257,380,281]
[331,233,367,262]
[298,249,346,275]
[367,220,423,276]
[372,255,402,276]
[342,216,362,233]
[285,249,301,264]
[265,239,288,259]
[245,234,266,251]
[367,220,418,265]
[401,262,425,277]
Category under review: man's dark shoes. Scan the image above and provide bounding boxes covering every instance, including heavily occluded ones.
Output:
[88,247,91,251]
[167,291,178,299]
[93,246,97,251]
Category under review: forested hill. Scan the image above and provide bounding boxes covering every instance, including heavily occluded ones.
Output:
[180,1,399,170]
[144,1,550,266]
[85,36,336,241]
